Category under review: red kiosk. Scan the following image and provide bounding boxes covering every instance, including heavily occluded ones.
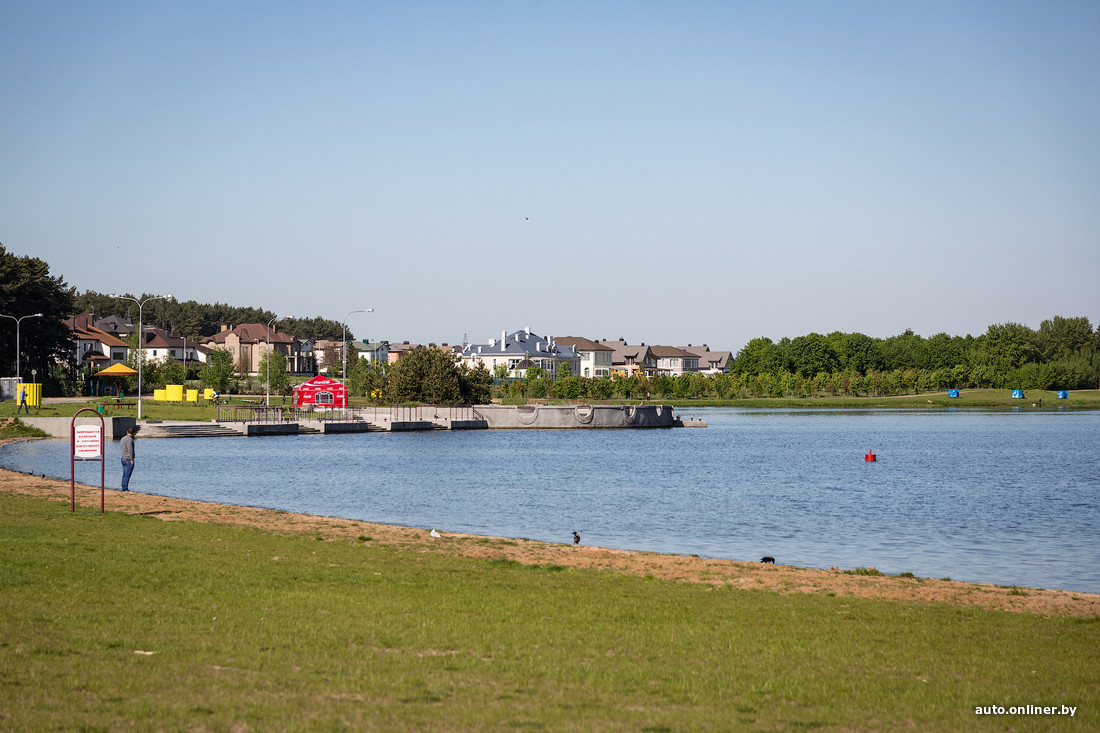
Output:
[292,375,348,407]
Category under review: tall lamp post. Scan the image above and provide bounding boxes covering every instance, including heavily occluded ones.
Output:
[0,312,44,380]
[342,308,373,407]
[266,315,279,407]
[108,293,172,420]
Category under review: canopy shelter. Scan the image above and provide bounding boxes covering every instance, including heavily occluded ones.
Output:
[93,363,138,397]
[292,375,347,407]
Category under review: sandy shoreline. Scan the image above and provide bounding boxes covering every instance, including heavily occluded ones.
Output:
[2,439,1097,618]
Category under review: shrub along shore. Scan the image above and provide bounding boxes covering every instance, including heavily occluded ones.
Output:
[1,462,1097,731]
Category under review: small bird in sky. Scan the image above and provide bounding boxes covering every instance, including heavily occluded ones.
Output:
[573,531,580,545]
[430,529,441,538]
[525,217,530,221]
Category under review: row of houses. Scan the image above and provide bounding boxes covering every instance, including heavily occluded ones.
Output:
[460,329,731,378]
[64,316,731,379]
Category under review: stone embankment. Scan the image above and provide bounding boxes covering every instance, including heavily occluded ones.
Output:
[22,404,684,439]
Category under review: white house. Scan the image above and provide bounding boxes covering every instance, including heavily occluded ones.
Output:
[461,328,579,377]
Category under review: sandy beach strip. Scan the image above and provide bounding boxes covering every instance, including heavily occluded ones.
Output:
[1,442,1097,618]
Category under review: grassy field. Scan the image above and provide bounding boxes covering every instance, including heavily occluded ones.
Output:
[1,491,1096,731]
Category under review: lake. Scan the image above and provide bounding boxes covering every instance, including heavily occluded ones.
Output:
[3,408,1098,593]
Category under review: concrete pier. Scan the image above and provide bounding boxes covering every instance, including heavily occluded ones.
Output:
[474,404,677,429]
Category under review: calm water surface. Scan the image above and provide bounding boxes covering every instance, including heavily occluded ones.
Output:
[4,408,1098,592]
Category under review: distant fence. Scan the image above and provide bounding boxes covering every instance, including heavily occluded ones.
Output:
[217,404,479,424]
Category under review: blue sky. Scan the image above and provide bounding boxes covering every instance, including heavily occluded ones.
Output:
[3,1,1097,350]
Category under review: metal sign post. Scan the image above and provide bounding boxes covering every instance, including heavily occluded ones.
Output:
[71,408,105,513]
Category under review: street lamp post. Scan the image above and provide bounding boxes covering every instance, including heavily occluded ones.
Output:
[108,294,172,420]
[342,308,373,408]
[0,312,44,381]
[266,315,279,407]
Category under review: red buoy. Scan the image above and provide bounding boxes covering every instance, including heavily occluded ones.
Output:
[864,450,877,462]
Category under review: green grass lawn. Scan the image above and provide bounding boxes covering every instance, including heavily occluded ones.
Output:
[2,492,1096,731]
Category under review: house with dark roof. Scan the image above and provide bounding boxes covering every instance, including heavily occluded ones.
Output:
[141,327,208,366]
[94,314,135,339]
[554,336,614,378]
[461,328,579,378]
[679,344,731,375]
[649,345,700,376]
[598,339,657,377]
[65,316,130,369]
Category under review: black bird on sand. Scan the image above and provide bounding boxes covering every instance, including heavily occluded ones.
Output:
[573,531,580,545]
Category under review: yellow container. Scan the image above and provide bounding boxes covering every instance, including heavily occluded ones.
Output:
[165,384,184,401]
[153,389,166,401]
[203,388,215,400]
[186,389,199,402]
[16,383,42,407]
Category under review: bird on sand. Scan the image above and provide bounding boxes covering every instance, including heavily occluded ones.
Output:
[573,531,580,545]
[430,529,441,538]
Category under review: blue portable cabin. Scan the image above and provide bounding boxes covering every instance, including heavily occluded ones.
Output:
[1011,390,1025,399]
[948,389,960,398]
[1057,390,1069,399]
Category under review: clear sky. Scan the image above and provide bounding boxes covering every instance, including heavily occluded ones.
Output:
[2,1,1097,350]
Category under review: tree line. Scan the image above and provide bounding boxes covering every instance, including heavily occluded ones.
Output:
[501,318,1098,401]
[3,246,1096,400]
[73,291,347,341]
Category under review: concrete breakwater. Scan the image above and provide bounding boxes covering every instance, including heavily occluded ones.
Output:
[21,404,681,438]
[475,404,678,429]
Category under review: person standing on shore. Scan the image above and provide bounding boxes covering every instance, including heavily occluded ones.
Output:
[120,427,136,491]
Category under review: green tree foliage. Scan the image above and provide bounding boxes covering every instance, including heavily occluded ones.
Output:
[829,332,884,373]
[881,329,927,370]
[200,349,235,392]
[73,291,344,341]
[257,350,290,396]
[0,245,78,387]
[976,322,1040,372]
[158,361,187,388]
[787,333,839,378]
[553,365,584,400]
[347,358,387,400]
[732,337,789,375]
[458,363,493,404]
[388,347,463,404]
[1037,316,1094,361]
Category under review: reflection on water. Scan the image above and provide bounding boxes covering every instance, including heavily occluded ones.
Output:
[3,408,1098,593]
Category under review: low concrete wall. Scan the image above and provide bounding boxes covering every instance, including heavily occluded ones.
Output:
[390,421,437,432]
[319,421,372,434]
[474,404,677,429]
[20,416,136,440]
[447,419,489,430]
[244,423,299,436]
